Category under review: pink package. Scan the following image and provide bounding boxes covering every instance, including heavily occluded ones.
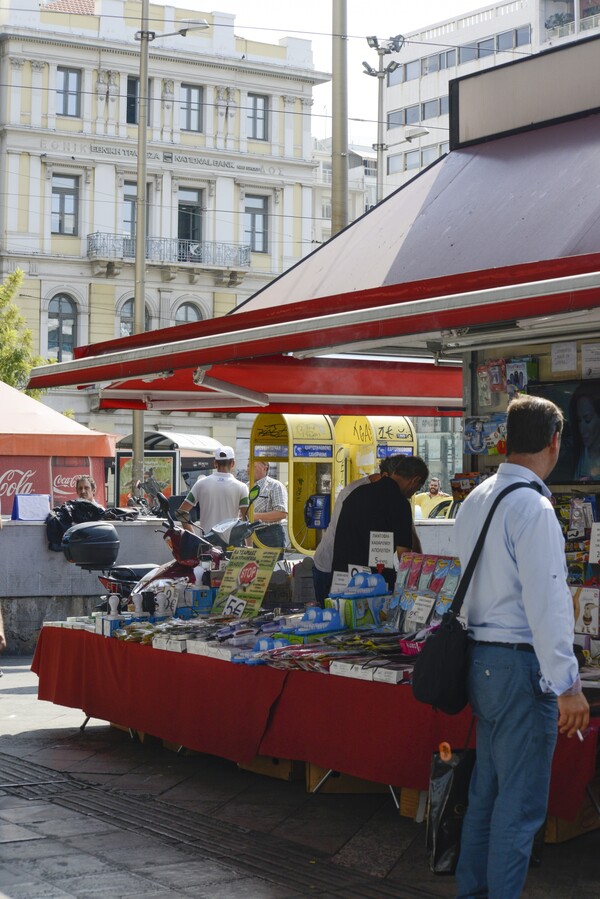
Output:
[429,556,452,594]
[417,555,438,591]
[405,554,424,589]
[396,552,417,591]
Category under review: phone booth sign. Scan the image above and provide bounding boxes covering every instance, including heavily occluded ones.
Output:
[333,416,416,500]
[250,414,335,554]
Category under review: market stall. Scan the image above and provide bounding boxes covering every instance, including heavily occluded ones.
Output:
[31,626,597,824]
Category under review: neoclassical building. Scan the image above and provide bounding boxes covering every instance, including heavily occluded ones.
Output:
[0,0,327,454]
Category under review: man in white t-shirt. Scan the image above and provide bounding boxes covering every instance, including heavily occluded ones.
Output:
[176,446,249,533]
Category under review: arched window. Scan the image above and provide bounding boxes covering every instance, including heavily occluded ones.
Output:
[175,302,202,324]
[120,298,151,337]
[48,294,77,361]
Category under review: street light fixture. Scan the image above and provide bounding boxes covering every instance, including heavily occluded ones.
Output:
[130,6,208,496]
[363,33,405,204]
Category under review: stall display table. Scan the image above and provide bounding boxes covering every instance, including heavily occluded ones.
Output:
[32,628,598,822]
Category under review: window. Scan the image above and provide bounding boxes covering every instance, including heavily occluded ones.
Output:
[322,200,332,219]
[322,162,332,183]
[405,59,421,81]
[422,99,440,120]
[122,182,136,256]
[405,104,420,126]
[175,302,202,324]
[48,295,77,362]
[421,54,440,75]
[247,94,268,140]
[388,66,404,87]
[405,150,420,170]
[56,68,81,117]
[387,154,404,175]
[180,84,203,132]
[421,146,439,167]
[497,29,514,51]
[244,195,268,252]
[441,141,450,155]
[515,25,531,46]
[459,43,478,64]
[363,159,377,177]
[126,77,152,125]
[178,188,203,261]
[120,299,151,337]
[387,109,404,129]
[477,38,495,58]
[440,95,449,116]
[51,175,78,235]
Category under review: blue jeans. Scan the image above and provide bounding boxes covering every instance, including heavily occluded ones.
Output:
[456,644,558,899]
[312,566,332,606]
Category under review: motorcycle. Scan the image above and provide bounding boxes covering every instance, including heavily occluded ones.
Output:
[62,485,265,611]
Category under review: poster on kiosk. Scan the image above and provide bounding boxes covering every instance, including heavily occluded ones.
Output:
[250,414,335,555]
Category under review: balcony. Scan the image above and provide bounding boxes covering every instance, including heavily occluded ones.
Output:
[87,233,251,284]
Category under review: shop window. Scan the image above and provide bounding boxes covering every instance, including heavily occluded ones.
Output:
[56,68,81,117]
[48,295,77,362]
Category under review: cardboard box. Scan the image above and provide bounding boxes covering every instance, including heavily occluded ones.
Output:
[306,763,389,794]
[329,659,374,681]
[238,755,305,781]
[186,640,237,661]
[102,616,125,637]
[152,635,188,652]
[545,775,600,843]
[325,595,386,628]
[372,666,413,684]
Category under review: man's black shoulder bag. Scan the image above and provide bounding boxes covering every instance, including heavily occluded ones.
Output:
[411,481,540,715]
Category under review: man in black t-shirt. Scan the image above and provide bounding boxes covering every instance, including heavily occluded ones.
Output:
[332,455,428,582]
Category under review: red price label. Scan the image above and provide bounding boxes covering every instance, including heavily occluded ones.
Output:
[238,561,258,586]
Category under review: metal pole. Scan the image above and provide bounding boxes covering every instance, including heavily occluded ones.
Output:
[331,0,348,235]
[132,0,150,497]
[376,51,385,204]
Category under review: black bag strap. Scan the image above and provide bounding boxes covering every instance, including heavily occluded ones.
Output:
[450,481,541,616]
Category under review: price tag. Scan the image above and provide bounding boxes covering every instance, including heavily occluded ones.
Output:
[222,594,248,617]
[368,531,394,568]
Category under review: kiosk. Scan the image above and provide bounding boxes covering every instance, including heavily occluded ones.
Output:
[250,414,335,554]
[332,416,417,499]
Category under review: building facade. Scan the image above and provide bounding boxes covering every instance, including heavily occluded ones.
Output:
[0,0,327,460]
[381,0,600,194]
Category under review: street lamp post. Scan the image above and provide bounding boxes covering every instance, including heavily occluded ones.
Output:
[363,34,404,204]
[131,6,208,496]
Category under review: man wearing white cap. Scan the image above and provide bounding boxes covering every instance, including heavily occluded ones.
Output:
[176,446,249,534]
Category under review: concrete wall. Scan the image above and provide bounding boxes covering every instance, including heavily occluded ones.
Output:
[0,519,172,655]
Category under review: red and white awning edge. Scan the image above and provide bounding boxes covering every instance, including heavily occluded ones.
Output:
[27,255,600,416]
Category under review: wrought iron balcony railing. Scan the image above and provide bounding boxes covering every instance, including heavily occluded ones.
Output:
[87,233,251,268]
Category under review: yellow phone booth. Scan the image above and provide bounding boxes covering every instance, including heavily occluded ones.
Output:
[250,414,335,555]
[333,416,417,499]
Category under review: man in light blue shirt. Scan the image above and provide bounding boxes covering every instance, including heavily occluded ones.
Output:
[454,395,589,899]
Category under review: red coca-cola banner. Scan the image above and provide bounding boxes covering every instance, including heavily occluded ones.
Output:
[0,457,51,511]
[0,456,107,512]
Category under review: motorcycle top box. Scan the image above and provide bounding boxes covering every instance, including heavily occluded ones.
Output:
[62,521,120,570]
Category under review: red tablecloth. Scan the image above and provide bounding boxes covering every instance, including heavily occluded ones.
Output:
[32,628,598,821]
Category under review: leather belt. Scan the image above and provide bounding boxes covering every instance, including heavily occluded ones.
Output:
[470,640,535,654]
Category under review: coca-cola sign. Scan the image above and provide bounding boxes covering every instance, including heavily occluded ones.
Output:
[0,457,51,508]
[51,457,91,503]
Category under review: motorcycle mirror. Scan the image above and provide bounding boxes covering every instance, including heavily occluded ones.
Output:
[247,484,261,507]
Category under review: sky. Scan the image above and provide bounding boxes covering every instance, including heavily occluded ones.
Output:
[170,1,488,145]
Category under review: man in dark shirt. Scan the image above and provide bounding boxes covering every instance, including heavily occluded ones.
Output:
[332,455,428,582]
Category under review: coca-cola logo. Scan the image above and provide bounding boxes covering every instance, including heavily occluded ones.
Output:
[53,474,80,497]
[0,469,35,498]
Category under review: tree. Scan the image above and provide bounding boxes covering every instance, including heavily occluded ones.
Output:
[0,269,46,395]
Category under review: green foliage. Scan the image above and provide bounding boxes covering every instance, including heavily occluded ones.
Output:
[0,269,46,397]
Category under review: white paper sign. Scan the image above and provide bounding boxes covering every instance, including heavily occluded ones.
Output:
[330,570,350,594]
[582,343,600,379]
[551,342,577,373]
[404,594,437,629]
[368,531,395,568]
[589,522,600,565]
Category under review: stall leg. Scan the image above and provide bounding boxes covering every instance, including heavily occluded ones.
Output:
[311,768,334,793]
[80,715,91,732]
[388,784,400,810]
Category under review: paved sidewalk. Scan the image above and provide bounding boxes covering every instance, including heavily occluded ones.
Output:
[0,656,599,898]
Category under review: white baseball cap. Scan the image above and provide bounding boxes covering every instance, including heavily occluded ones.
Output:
[214,445,235,461]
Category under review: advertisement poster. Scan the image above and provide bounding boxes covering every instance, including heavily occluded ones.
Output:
[464,415,507,455]
[115,451,178,506]
[212,546,280,617]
